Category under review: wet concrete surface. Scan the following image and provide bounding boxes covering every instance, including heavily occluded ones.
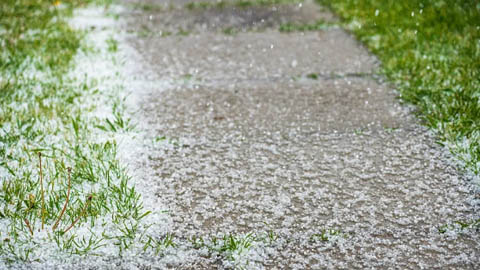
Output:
[121,0,480,269]
[126,0,333,34]
[123,0,311,10]
[144,78,408,135]
[131,30,377,81]
[123,0,237,8]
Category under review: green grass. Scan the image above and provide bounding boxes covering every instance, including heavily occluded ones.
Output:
[130,2,166,12]
[310,229,348,242]
[223,27,239,35]
[0,0,153,263]
[317,0,480,176]
[438,218,480,234]
[187,229,344,268]
[189,232,267,268]
[279,19,338,32]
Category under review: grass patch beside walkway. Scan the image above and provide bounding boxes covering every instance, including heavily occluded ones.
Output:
[0,0,155,264]
[318,0,480,177]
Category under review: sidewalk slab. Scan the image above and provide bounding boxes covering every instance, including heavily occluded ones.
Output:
[142,81,479,267]
[125,0,334,34]
[130,30,379,81]
[119,0,480,268]
[144,78,409,136]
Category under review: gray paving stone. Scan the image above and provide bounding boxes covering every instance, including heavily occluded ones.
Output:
[144,120,479,268]
[123,0,235,8]
[119,0,480,268]
[125,0,334,34]
[144,78,409,136]
[123,0,310,10]
[130,30,379,81]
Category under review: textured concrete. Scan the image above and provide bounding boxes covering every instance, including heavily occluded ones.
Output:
[121,0,480,269]
[125,1,334,34]
[144,78,408,135]
[130,30,377,81]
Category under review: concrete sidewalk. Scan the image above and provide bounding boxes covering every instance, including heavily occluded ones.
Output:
[120,0,480,268]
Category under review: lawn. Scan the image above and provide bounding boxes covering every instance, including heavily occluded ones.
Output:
[0,0,157,264]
